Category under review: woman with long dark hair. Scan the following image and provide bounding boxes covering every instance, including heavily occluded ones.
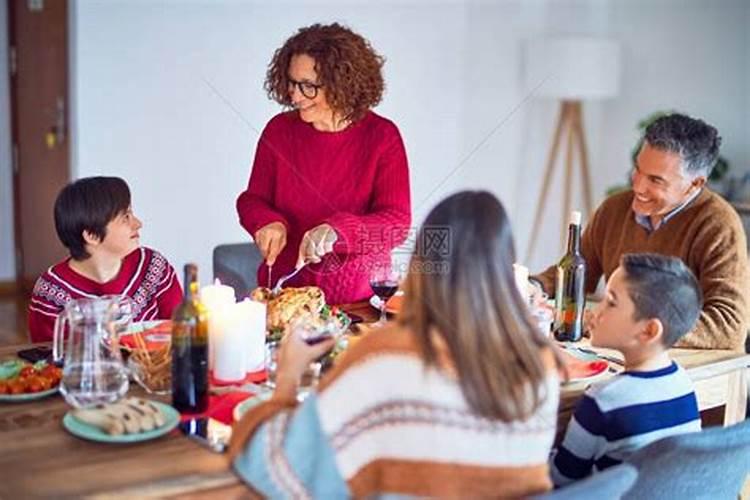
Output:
[230,191,560,497]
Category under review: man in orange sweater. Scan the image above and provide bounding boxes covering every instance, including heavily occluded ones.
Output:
[534,113,749,350]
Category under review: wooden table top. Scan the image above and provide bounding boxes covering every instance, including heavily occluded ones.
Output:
[0,349,238,498]
[1,301,748,498]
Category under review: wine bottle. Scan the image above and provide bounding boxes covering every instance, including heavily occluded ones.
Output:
[171,263,209,413]
[554,211,586,342]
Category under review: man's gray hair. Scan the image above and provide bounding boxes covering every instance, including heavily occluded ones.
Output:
[644,113,721,178]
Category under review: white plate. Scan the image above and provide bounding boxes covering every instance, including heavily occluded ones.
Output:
[62,401,179,443]
[564,366,609,386]
[232,389,273,422]
[0,386,59,403]
[560,348,611,385]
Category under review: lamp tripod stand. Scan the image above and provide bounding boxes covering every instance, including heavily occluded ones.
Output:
[526,100,594,261]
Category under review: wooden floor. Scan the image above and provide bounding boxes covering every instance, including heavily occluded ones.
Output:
[0,292,29,346]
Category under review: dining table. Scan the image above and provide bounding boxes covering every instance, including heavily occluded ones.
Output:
[1,301,748,498]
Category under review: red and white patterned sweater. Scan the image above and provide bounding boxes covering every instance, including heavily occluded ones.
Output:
[28,247,183,342]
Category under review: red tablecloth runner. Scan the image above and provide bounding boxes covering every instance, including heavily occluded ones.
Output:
[177,370,268,425]
[178,392,252,425]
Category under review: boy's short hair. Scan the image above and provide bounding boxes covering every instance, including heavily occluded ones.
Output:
[54,176,131,260]
[620,253,703,348]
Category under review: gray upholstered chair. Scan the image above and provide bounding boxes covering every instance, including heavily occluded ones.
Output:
[624,420,750,499]
[212,243,262,299]
[532,464,637,499]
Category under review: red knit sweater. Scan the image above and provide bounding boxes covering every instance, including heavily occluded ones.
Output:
[236,111,411,304]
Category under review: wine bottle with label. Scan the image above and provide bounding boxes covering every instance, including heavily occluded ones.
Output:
[171,263,209,413]
[554,211,586,342]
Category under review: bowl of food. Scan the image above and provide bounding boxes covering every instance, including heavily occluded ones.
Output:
[126,330,171,395]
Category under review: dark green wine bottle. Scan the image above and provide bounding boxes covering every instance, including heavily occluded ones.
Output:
[171,263,209,413]
[554,211,586,342]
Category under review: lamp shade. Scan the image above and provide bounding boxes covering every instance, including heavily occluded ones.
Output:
[524,37,621,100]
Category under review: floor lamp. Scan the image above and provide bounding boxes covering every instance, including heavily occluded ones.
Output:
[524,37,621,261]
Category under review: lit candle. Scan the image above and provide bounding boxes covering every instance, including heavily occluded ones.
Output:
[201,279,235,309]
[213,303,247,383]
[236,299,266,373]
[200,279,236,370]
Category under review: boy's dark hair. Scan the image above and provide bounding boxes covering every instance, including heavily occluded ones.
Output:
[620,253,703,348]
[644,113,721,178]
[54,176,131,260]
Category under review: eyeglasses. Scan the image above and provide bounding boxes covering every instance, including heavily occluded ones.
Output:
[287,78,323,99]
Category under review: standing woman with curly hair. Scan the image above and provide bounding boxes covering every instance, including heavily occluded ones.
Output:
[237,23,411,303]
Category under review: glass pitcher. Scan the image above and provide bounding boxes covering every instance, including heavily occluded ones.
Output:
[53,297,131,408]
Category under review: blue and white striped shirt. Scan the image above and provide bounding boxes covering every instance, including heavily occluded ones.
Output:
[551,361,701,486]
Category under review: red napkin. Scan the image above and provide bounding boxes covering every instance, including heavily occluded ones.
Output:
[176,371,269,425]
[210,369,267,386]
[178,392,253,425]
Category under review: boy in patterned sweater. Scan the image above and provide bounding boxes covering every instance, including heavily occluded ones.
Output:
[28,176,182,342]
[551,253,702,485]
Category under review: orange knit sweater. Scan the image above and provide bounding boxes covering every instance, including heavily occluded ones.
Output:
[535,189,749,351]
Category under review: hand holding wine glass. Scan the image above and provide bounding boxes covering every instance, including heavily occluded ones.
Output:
[270,323,336,402]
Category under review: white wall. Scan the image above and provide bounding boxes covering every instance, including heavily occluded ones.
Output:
[0,1,14,281]
[514,0,750,267]
[69,0,750,282]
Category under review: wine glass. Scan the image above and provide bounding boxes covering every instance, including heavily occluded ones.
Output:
[369,260,402,325]
[264,314,347,402]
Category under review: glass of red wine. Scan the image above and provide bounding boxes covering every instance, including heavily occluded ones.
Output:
[369,261,402,325]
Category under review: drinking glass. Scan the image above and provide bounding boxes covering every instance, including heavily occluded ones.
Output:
[369,260,402,325]
[264,341,322,402]
[530,304,555,337]
[264,315,347,401]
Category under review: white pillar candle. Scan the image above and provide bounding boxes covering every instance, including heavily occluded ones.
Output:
[236,299,267,373]
[201,279,236,309]
[213,303,247,382]
[200,279,236,370]
[513,263,530,303]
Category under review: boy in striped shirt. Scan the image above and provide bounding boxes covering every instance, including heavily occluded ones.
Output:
[551,253,702,486]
